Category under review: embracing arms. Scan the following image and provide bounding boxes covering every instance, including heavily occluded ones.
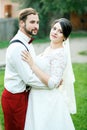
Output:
[21,50,65,89]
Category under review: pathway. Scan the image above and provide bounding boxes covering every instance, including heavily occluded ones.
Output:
[0,38,87,68]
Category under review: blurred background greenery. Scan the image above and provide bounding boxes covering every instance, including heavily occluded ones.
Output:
[0,0,87,42]
[11,0,87,38]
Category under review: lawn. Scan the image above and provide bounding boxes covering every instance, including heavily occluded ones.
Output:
[72,63,87,130]
[0,63,87,130]
[0,31,87,49]
[0,37,50,49]
[0,69,4,130]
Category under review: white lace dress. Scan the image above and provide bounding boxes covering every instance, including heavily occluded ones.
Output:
[24,47,75,130]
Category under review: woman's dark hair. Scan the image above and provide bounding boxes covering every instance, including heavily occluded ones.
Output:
[51,18,72,38]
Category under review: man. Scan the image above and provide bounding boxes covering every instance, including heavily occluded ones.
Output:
[1,8,46,130]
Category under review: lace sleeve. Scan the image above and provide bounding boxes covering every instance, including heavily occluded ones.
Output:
[48,49,66,89]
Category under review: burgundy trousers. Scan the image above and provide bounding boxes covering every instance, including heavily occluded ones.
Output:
[1,89,29,130]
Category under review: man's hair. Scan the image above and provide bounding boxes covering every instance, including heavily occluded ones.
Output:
[18,8,38,22]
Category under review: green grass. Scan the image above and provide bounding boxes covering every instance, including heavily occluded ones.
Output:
[0,69,4,130]
[0,41,9,49]
[0,37,50,49]
[0,63,87,130]
[70,31,87,38]
[0,31,87,49]
[71,63,87,130]
[78,50,87,56]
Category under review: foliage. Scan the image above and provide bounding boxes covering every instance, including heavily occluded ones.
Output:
[11,0,87,38]
[11,0,87,14]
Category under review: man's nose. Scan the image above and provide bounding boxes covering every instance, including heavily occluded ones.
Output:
[35,23,39,28]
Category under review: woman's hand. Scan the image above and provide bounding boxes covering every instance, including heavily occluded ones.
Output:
[21,50,34,68]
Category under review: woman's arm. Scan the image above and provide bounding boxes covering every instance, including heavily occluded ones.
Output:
[21,50,50,86]
[21,50,65,89]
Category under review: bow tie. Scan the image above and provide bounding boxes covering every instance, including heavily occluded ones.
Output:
[28,38,34,44]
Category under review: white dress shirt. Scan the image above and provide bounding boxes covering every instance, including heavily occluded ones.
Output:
[4,30,47,93]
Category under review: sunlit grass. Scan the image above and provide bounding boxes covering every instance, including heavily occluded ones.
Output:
[0,63,87,130]
[0,41,9,49]
[0,31,87,49]
[71,63,87,130]
[78,50,87,56]
[70,31,87,38]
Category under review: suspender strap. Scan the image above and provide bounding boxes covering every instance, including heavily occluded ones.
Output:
[10,39,31,90]
[10,40,29,51]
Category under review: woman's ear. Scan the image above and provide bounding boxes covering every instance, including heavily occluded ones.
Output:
[63,37,67,41]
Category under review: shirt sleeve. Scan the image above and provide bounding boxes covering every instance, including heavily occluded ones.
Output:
[11,44,48,89]
[48,50,66,89]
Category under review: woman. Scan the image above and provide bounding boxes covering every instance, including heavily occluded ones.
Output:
[21,18,76,130]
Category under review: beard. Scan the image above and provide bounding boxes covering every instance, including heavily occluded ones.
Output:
[24,25,33,36]
[24,24,38,36]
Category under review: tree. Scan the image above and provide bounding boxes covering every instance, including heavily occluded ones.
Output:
[11,0,87,37]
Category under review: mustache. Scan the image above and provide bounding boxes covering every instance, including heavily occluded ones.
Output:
[25,29,38,36]
[32,28,38,32]
[28,28,38,35]
[30,28,38,36]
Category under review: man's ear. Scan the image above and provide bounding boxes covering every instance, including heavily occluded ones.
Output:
[19,20,25,27]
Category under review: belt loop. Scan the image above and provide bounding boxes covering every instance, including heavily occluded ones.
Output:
[26,85,31,92]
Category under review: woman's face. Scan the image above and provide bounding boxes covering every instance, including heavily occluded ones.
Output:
[50,22,65,43]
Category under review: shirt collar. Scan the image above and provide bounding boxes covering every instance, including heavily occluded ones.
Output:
[18,30,31,44]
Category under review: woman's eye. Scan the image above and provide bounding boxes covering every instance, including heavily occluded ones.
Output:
[58,30,63,33]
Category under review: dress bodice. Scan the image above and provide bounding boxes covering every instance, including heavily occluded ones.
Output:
[34,47,67,89]
[24,47,75,130]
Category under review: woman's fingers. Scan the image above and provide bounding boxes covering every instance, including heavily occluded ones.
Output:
[21,50,30,59]
[21,50,33,67]
[22,50,29,57]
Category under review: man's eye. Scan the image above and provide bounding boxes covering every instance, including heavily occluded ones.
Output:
[37,21,39,24]
[53,27,56,30]
[30,21,35,24]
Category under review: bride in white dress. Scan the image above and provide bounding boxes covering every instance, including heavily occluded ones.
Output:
[21,18,76,130]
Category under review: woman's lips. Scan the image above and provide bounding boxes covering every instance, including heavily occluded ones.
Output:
[51,34,57,38]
